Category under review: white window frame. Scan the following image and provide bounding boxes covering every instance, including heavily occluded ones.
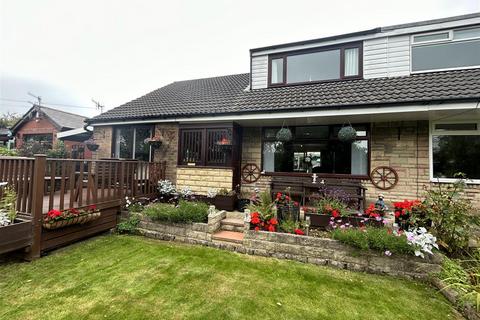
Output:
[411,26,480,74]
[114,127,152,160]
[429,120,480,184]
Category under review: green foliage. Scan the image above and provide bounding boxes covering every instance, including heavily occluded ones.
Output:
[17,141,50,157]
[0,186,17,222]
[46,141,67,158]
[0,146,17,156]
[332,227,414,255]
[414,177,479,256]
[279,219,302,233]
[0,112,21,128]
[116,214,140,234]
[217,188,236,196]
[314,196,349,217]
[247,191,274,221]
[143,200,209,223]
[439,255,480,310]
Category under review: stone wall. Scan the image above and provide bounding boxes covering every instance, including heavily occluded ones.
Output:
[243,230,441,279]
[176,167,233,195]
[92,126,113,159]
[152,124,179,183]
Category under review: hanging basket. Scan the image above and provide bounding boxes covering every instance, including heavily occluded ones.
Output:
[42,212,101,230]
[86,143,99,151]
[276,128,293,142]
[338,125,357,142]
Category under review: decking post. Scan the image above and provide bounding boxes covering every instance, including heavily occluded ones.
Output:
[26,154,46,260]
[119,161,125,201]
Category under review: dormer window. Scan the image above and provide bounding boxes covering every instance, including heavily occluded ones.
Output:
[412,26,480,72]
[268,42,362,87]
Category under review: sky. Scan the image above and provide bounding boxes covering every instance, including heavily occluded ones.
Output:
[1,0,479,118]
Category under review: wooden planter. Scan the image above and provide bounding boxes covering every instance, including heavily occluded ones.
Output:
[215,195,237,211]
[42,212,101,230]
[305,213,384,228]
[0,218,32,255]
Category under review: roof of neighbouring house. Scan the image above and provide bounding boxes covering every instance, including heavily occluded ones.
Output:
[11,105,87,133]
[89,68,480,123]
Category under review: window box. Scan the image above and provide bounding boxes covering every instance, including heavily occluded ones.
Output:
[304,212,383,228]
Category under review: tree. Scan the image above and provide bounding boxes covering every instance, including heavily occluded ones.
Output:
[0,112,21,128]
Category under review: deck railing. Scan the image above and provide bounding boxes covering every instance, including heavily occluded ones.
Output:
[0,155,166,259]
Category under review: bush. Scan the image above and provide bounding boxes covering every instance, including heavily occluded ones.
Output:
[17,141,50,157]
[332,227,414,255]
[46,141,67,158]
[0,147,17,156]
[116,214,140,234]
[143,200,208,223]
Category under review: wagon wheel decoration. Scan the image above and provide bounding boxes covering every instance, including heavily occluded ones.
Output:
[242,163,261,183]
[370,166,399,190]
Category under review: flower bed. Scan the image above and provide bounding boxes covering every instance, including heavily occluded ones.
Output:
[43,205,101,230]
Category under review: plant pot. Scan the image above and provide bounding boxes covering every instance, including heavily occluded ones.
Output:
[86,144,99,151]
[215,195,237,211]
[0,218,32,255]
[277,205,300,222]
[345,216,384,228]
[43,212,101,230]
[305,213,332,228]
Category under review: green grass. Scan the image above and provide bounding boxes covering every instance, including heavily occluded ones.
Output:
[0,235,461,320]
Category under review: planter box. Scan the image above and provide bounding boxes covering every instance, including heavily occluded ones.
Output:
[305,213,384,228]
[215,195,236,211]
[0,218,32,255]
[277,205,300,221]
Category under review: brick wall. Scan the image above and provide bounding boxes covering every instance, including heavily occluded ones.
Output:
[92,126,113,159]
[15,117,57,148]
[152,124,178,183]
[176,167,233,195]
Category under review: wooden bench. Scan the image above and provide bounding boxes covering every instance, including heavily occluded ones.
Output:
[270,175,367,211]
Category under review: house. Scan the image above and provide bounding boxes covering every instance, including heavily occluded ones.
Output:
[11,105,93,159]
[87,13,480,208]
[0,128,11,146]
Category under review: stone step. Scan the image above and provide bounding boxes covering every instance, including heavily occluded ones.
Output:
[220,218,244,232]
[212,230,244,244]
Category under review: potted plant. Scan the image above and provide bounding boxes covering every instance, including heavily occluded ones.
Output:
[84,138,99,151]
[144,135,164,148]
[215,188,237,211]
[338,125,357,142]
[274,190,300,222]
[0,184,32,255]
[305,196,348,228]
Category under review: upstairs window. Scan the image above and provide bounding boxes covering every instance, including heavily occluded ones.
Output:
[268,43,362,86]
[412,26,480,72]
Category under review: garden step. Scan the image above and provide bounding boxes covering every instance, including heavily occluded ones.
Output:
[212,230,244,244]
[220,218,244,232]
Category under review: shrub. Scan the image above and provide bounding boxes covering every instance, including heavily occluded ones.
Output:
[17,141,50,157]
[143,200,208,223]
[0,147,17,156]
[117,214,140,234]
[279,219,305,235]
[46,141,67,158]
[332,227,414,255]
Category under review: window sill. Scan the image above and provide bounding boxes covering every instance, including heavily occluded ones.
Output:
[264,172,370,180]
[430,178,480,185]
[177,165,234,170]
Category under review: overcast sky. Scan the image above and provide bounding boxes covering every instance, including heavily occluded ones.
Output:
[1,0,479,118]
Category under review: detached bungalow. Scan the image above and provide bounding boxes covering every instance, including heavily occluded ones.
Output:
[88,13,480,208]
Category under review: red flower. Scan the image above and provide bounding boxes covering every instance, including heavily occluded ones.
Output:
[331,210,340,218]
[269,218,278,225]
[267,224,276,232]
[294,229,304,235]
[47,209,61,218]
[294,201,299,207]
[254,226,260,231]
[250,212,261,225]
[88,204,97,211]
[69,208,80,215]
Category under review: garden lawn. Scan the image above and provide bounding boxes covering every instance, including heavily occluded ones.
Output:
[0,235,461,320]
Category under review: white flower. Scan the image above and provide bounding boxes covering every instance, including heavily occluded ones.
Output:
[405,227,439,259]
[158,180,176,195]
[207,188,218,198]
[180,186,193,198]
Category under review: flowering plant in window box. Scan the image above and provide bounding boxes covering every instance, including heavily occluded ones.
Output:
[84,138,99,151]
[42,205,101,230]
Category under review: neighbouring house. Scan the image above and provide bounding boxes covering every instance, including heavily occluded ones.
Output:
[0,128,11,146]
[87,13,480,208]
[11,105,93,159]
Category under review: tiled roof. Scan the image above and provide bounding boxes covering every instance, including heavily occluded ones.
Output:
[90,68,480,123]
[40,106,87,130]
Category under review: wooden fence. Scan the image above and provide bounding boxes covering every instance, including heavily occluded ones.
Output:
[0,155,166,259]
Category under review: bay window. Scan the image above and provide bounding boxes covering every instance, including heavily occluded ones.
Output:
[262,125,369,176]
[268,42,362,86]
[114,125,152,161]
[412,27,480,72]
[431,121,480,182]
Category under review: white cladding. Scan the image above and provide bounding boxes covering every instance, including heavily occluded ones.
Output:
[363,35,410,78]
[251,55,268,89]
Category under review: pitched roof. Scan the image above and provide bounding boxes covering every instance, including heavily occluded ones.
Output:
[11,106,87,133]
[90,68,480,123]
